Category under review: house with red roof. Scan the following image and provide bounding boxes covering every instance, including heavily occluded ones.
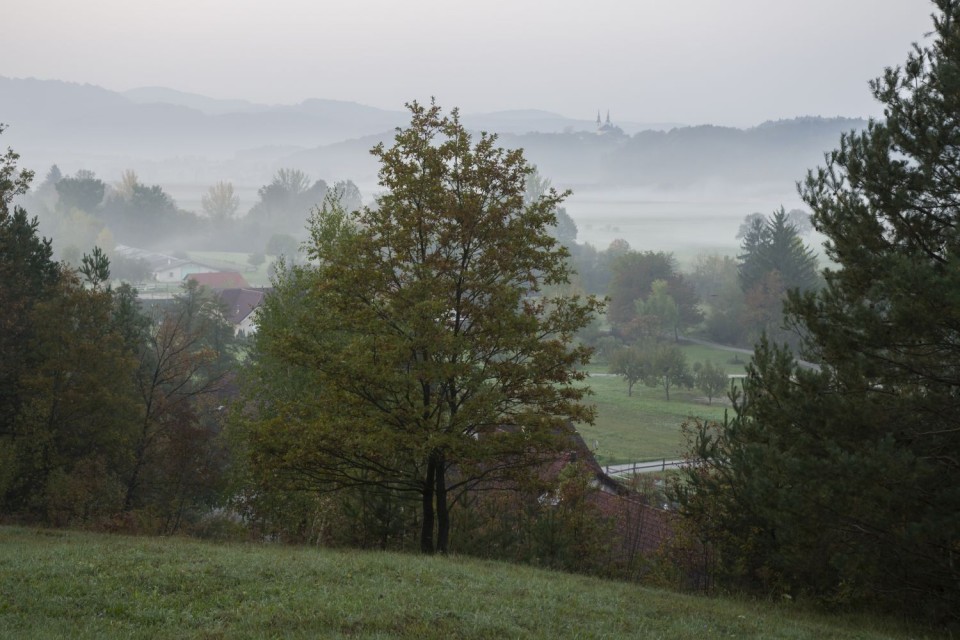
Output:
[468,423,674,571]
[187,271,250,291]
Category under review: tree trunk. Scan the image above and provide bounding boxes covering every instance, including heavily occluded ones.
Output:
[435,452,449,554]
[420,453,436,554]
[123,441,147,512]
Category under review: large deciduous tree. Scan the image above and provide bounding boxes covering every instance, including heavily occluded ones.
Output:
[247,168,327,237]
[607,250,700,338]
[124,281,236,518]
[54,171,106,213]
[201,181,240,223]
[241,102,602,554]
[678,2,960,623]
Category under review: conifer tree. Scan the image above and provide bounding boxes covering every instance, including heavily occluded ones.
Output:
[679,2,960,623]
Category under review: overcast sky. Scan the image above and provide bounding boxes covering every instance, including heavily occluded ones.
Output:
[4,0,937,126]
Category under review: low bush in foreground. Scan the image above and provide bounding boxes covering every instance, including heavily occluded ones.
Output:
[0,527,934,639]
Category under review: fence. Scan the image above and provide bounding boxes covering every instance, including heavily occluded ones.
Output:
[603,459,689,477]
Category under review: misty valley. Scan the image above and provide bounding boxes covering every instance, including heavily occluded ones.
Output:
[2,2,958,634]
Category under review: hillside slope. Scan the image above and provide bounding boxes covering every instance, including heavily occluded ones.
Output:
[0,527,929,639]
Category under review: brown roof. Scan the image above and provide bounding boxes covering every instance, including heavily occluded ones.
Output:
[552,425,674,557]
[590,490,674,559]
[218,288,265,324]
[188,271,250,291]
[487,422,675,560]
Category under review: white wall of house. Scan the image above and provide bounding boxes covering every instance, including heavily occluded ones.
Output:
[153,262,219,283]
[236,313,258,337]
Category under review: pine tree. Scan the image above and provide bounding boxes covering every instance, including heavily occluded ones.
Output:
[737,207,818,294]
[679,2,960,623]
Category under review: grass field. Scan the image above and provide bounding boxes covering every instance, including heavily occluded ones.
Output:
[581,342,747,464]
[0,526,931,640]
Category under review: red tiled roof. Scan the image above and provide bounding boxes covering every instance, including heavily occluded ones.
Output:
[590,490,674,558]
[188,271,250,290]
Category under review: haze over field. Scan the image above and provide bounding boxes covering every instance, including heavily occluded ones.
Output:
[2,1,936,256]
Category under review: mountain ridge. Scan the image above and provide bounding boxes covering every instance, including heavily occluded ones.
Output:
[1,75,866,191]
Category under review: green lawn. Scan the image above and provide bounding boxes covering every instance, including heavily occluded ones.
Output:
[675,342,750,375]
[0,527,932,640]
[581,342,747,464]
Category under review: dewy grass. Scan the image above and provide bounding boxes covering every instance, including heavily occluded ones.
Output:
[0,527,933,640]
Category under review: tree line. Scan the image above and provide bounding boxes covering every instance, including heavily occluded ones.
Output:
[19,162,363,277]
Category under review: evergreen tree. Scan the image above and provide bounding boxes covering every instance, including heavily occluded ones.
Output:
[0,136,58,445]
[679,2,960,623]
[0,124,34,215]
[738,207,818,294]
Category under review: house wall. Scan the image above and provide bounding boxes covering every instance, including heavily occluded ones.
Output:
[153,263,218,283]
[236,314,258,337]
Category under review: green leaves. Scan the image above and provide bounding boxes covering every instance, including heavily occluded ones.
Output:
[242,102,603,552]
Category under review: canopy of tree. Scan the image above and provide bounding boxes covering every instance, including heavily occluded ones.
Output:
[239,102,602,554]
[607,250,700,339]
[1,139,239,530]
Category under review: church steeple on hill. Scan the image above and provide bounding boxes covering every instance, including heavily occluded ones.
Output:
[595,109,623,135]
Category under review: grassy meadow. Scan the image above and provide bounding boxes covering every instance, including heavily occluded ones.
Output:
[581,342,747,464]
[0,526,931,640]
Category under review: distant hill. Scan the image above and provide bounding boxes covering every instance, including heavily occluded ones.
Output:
[1,76,865,191]
[0,76,408,163]
[123,86,273,115]
[284,117,866,188]
[601,116,865,188]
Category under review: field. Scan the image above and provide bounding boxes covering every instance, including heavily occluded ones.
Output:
[0,526,930,640]
[581,342,747,465]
